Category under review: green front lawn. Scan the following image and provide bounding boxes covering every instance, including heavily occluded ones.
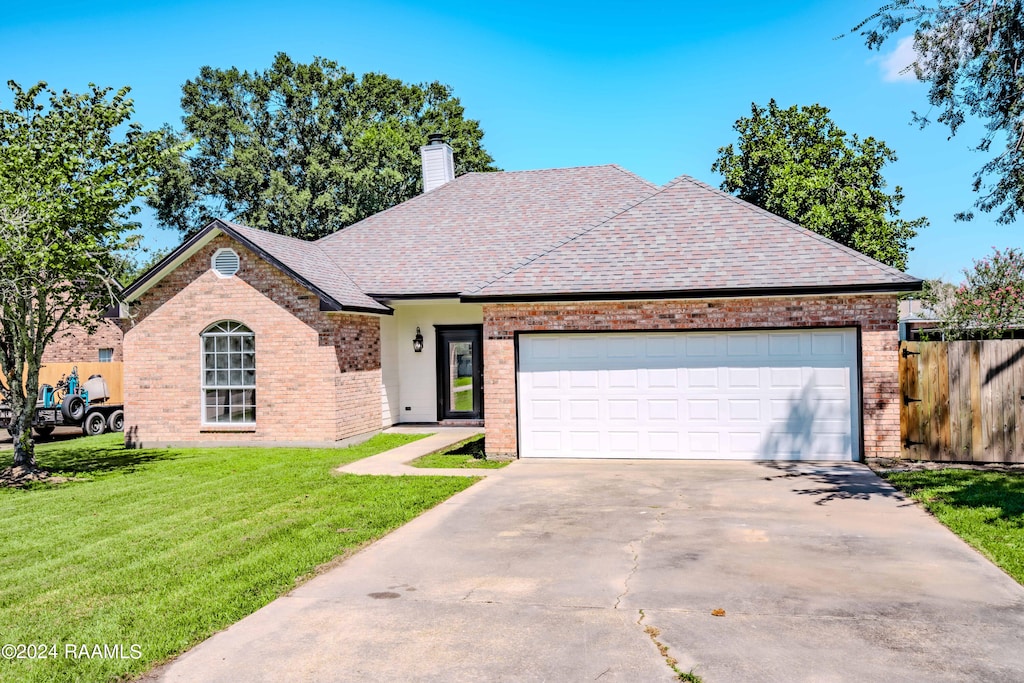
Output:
[410,435,508,469]
[880,468,1024,585]
[0,433,476,683]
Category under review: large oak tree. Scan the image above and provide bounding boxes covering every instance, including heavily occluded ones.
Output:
[149,53,498,240]
[712,100,928,270]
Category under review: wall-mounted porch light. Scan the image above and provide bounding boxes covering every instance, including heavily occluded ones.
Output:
[413,327,424,353]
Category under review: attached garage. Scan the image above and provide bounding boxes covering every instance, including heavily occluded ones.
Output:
[517,329,860,461]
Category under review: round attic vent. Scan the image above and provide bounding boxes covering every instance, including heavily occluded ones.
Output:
[212,248,240,277]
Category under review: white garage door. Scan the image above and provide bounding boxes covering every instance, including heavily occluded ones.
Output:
[517,329,860,460]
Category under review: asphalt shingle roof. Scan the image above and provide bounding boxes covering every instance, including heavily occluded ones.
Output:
[219,221,390,312]
[315,165,660,296]
[465,174,921,299]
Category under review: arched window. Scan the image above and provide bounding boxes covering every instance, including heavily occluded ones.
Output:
[201,321,255,424]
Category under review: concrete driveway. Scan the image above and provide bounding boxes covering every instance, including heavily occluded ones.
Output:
[155,460,1024,682]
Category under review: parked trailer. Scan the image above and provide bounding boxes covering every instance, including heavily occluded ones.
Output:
[0,367,124,437]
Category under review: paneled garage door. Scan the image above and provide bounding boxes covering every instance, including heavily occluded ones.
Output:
[517,329,860,460]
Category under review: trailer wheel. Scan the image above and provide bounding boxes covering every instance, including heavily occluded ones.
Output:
[61,395,86,422]
[83,411,106,437]
[107,410,124,433]
[34,426,54,438]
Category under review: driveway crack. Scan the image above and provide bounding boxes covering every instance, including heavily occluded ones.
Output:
[614,508,667,609]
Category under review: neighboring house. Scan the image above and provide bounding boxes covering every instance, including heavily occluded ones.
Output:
[43,320,123,364]
[898,298,940,341]
[117,139,921,460]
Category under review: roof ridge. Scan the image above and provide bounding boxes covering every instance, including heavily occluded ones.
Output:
[608,164,661,191]
[463,163,626,177]
[315,177,465,246]
[675,176,920,281]
[222,221,389,311]
[464,177,668,294]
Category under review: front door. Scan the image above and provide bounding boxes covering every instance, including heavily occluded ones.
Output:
[436,326,483,420]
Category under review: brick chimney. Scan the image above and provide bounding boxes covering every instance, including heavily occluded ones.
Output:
[420,133,455,193]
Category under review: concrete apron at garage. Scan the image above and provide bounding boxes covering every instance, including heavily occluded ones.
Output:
[155,460,1024,683]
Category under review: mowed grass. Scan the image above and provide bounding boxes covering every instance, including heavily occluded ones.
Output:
[410,435,508,469]
[0,432,476,683]
[881,468,1024,585]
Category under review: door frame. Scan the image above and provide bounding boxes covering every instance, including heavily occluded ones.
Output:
[435,325,484,420]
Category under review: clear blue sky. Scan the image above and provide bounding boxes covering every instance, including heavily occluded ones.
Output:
[3,0,1020,281]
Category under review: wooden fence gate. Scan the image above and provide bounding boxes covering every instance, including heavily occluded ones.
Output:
[899,340,1024,462]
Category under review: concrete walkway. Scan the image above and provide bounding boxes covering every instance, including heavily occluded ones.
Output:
[154,457,1024,682]
[336,426,489,476]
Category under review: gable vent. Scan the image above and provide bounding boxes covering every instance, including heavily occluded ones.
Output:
[212,248,240,277]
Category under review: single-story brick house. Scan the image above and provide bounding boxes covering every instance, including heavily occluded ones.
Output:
[118,139,921,460]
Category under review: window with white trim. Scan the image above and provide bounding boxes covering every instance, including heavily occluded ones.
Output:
[201,321,255,424]
[98,348,113,363]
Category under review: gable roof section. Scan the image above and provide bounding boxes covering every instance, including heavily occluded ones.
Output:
[122,219,390,314]
[315,165,660,297]
[463,175,922,301]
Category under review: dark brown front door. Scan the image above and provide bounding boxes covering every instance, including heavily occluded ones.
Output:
[436,326,483,420]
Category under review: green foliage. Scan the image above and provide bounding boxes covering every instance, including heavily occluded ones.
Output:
[711,100,928,270]
[0,81,167,467]
[852,1,1024,223]
[150,52,498,239]
[0,432,476,682]
[712,99,929,270]
[881,468,1024,585]
[933,246,1024,339]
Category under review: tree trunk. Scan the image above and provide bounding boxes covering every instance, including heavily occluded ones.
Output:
[6,358,38,471]
[11,422,36,469]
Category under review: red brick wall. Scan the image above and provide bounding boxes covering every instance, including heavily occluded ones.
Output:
[483,295,900,460]
[43,320,123,363]
[122,234,382,446]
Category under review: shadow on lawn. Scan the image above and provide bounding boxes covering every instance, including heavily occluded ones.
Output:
[884,469,1024,525]
[445,436,486,459]
[759,461,914,507]
[37,443,177,476]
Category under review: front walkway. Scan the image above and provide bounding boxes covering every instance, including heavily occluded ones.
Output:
[335,426,491,477]
[155,458,1024,682]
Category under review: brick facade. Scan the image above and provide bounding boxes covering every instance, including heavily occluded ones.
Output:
[121,234,382,446]
[482,295,900,460]
[43,320,123,363]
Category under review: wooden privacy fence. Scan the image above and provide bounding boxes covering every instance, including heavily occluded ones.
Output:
[899,340,1024,462]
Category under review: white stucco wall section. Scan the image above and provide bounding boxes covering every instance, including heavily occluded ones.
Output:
[379,315,400,426]
[379,300,483,424]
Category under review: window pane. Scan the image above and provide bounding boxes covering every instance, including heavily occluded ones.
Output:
[202,324,255,423]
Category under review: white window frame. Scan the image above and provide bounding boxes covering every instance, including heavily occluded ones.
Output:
[98,348,114,363]
[201,321,256,425]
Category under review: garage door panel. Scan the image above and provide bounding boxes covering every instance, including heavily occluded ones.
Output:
[647,399,678,421]
[607,399,638,420]
[518,330,859,460]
